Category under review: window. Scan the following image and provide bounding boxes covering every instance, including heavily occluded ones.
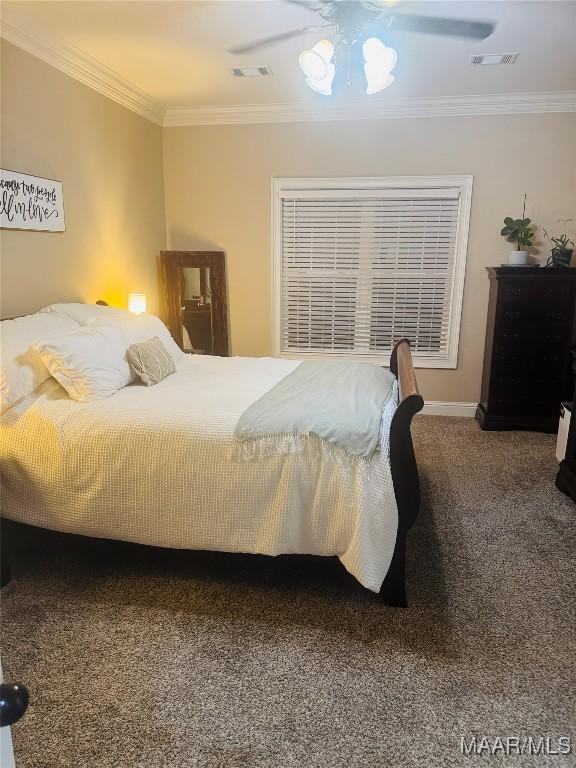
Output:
[272,176,472,368]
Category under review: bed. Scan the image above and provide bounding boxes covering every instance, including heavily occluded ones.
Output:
[0,306,423,606]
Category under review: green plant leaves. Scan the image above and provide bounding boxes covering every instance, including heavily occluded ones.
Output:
[501,213,535,249]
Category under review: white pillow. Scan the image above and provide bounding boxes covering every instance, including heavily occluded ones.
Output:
[88,314,184,365]
[1,313,80,413]
[40,302,133,325]
[41,303,184,365]
[31,325,132,402]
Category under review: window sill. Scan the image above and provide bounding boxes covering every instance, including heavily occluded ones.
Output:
[275,350,457,370]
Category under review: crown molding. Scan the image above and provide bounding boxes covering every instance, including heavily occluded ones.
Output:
[164,91,576,127]
[0,8,166,126]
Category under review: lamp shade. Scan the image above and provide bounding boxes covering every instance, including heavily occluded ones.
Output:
[128,293,147,314]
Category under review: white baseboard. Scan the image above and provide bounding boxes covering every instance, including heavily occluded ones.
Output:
[421,401,477,417]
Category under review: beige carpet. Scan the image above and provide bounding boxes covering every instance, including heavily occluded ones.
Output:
[2,416,575,767]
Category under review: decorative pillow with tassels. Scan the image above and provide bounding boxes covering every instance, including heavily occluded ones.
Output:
[127,336,175,386]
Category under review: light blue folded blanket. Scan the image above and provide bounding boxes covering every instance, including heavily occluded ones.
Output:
[234,360,396,460]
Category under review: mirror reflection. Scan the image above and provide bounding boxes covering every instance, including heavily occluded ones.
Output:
[181,267,213,354]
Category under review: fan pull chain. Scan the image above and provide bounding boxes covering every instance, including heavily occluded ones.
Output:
[346,43,352,88]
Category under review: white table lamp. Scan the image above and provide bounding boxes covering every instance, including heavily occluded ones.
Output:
[128,293,147,314]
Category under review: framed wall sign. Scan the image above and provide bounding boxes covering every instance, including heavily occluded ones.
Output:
[0,169,65,232]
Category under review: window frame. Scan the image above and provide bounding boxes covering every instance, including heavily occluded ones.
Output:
[271,175,473,369]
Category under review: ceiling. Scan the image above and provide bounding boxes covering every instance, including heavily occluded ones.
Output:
[3,0,576,111]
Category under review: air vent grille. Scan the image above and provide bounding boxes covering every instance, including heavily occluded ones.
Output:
[232,66,273,78]
[470,53,519,66]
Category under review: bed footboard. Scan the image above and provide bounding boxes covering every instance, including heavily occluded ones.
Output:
[380,339,424,607]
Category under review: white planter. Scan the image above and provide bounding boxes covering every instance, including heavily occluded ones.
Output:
[509,250,529,265]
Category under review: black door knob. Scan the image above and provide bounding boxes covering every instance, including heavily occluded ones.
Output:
[0,683,29,727]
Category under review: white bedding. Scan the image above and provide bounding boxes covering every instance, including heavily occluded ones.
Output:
[0,355,398,592]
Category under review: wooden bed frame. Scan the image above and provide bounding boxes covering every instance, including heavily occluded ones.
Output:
[0,319,423,606]
[380,338,424,606]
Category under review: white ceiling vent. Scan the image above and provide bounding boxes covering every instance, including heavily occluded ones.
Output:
[470,53,519,66]
[232,66,273,78]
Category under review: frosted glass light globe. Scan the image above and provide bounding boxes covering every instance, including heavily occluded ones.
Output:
[299,50,328,80]
[366,72,395,95]
[363,37,398,73]
[299,38,335,81]
[305,62,336,95]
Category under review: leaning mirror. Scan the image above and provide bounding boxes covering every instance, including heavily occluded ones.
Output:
[182,267,213,354]
[160,251,229,356]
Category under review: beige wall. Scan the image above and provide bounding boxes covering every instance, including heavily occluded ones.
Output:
[2,37,575,403]
[0,41,166,318]
[163,114,576,402]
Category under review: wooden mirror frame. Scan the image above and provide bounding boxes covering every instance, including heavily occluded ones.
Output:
[160,250,229,356]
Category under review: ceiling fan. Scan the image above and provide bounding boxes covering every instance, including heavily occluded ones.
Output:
[229,0,496,96]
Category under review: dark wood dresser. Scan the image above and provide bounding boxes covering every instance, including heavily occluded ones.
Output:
[476,266,576,433]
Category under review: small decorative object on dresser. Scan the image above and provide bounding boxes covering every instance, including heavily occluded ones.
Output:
[500,194,534,266]
[476,266,576,433]
[544,220,574,268]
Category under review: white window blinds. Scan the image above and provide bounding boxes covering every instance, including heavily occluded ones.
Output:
[274,179,471,369]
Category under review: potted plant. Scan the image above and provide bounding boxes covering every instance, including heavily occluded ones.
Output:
[500,194,534,265]
[544,219,574,268]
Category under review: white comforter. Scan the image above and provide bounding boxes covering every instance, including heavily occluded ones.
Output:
[0,355,398,592]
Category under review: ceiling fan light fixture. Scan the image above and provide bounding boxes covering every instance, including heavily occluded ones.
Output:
[299,50,328,80]
[363,37,397,72]
[365,72,395,95]
[300,38,335,95]
[305,63,336,95]
[313,38,335,62]
[362,37,397,95]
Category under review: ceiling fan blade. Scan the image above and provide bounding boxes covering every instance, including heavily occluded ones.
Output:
[285,0,330,9]
[385,13,495,40]
[229,25,332,55]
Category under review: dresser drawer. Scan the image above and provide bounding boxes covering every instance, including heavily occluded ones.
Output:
[499,279,571,330]
[501,280,571,304]
[493,371,562,391]
[499,304,569,330]
[494,342,565,374]
[498,327,566,345]
[489,393,561,418]
[488,378,563,416]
